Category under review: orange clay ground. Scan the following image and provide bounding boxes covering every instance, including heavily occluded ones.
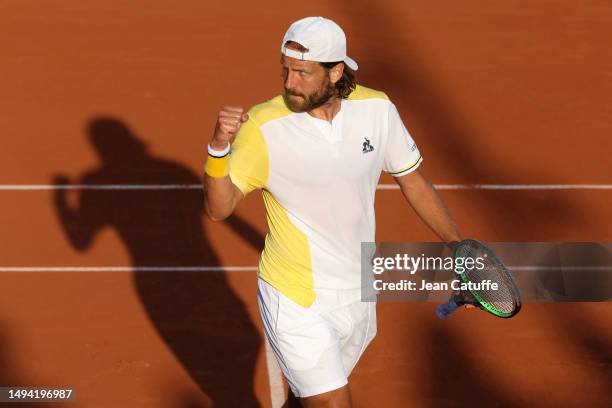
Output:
[1,1,611,407]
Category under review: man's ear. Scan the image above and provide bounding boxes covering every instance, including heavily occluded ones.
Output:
[329,63,345,84]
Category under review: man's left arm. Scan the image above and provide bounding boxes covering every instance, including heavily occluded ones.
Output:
[394,168,461,242]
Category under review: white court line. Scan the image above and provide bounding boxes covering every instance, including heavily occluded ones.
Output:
[378,184,612,190]
[264,339,285,408]
[0,184,611,191]
[0,184,202,190]
[0,266,258,272]
[2,266,609,273]
[508,266,612,272]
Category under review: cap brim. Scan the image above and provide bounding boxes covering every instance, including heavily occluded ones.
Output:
[344,56,358,71]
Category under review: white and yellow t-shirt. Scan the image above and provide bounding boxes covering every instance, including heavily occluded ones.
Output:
[230,85,422,307]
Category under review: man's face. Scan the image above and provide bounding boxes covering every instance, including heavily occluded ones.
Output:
[281,54,336,112]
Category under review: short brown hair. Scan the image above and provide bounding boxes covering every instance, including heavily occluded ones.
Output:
[284,41,357,99]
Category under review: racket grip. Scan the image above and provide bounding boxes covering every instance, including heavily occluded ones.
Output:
[436,300,460,320]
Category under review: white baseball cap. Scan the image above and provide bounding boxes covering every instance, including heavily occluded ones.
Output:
[281,16,359,71]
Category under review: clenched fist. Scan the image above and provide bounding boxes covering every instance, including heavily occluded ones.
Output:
[210,106,249,150]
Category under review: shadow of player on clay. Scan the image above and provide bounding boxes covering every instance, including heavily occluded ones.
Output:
[52,116,263,407]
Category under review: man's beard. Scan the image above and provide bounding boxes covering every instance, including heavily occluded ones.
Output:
[283,79,337,113]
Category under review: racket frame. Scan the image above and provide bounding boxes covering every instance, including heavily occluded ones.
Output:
[454,239,522,318]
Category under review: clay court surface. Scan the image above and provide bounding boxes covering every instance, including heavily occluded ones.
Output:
[1,1,611,407]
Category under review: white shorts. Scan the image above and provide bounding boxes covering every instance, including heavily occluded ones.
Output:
[257,278,377,398]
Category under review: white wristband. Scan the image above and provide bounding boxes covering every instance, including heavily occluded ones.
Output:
[207,143,230,158]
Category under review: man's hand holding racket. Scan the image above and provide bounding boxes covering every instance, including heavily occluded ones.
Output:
[436,239,522,320]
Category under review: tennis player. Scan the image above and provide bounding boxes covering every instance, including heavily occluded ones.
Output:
[203,16,461,408]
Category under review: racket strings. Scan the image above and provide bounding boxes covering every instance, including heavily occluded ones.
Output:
[455,243,519,314]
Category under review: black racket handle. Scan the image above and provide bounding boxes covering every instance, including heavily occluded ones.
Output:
[436,299,460,320]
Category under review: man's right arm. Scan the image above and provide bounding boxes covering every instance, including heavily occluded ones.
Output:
[203,106,249,221]
[203,175,244,221]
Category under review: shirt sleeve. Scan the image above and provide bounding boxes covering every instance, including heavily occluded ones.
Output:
[383,102,423,177]
[229,118,269,196]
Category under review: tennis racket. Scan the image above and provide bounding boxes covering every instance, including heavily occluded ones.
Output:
[436,239,521,319]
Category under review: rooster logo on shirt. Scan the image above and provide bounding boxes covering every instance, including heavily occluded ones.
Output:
[362,138,374,153]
